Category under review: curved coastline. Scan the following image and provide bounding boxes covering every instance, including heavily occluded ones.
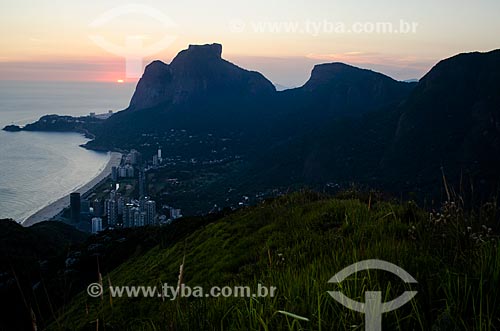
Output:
[22,152,122,227]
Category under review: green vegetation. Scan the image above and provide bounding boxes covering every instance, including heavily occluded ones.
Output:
[0,220,89,331]
[50,192,500,330]
[147,159,249,215]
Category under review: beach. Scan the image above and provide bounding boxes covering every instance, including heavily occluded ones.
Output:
[22,152,122,227]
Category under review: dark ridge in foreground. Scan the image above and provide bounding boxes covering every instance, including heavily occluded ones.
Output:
[17,192,498,330]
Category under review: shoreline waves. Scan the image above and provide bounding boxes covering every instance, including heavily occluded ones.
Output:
[22,152,122,227]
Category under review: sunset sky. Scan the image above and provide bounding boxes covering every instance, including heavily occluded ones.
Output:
[1,0,499,86]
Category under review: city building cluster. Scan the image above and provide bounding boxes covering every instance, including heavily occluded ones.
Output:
[68,148,182,234]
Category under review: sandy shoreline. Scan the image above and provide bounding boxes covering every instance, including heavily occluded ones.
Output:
[22,152,122,227]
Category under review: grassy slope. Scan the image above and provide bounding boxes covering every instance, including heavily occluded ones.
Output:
[51,193,500,330]
[0,220,89,331]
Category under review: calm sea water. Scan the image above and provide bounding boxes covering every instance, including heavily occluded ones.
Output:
[0,81,136,222]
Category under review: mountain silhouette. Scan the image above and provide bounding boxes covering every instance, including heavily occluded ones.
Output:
[10,44,500,201]
[249,49,500,198]
[129,43,275,110]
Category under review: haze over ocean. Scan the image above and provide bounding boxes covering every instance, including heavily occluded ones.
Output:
[0,81,135,222]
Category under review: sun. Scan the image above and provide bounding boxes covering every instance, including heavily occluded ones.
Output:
[116,79,124,83]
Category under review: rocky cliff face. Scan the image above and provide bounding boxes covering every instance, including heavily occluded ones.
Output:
[128,60,172,110]
[382,49,500,184]
[128,43,276,110]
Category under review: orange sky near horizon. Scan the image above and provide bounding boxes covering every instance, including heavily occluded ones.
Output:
[1,0,499,86]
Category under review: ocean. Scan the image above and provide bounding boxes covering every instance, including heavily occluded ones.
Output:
[0,81,136,222]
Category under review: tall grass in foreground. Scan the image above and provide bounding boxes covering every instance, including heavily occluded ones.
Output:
[52,192,500,330]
